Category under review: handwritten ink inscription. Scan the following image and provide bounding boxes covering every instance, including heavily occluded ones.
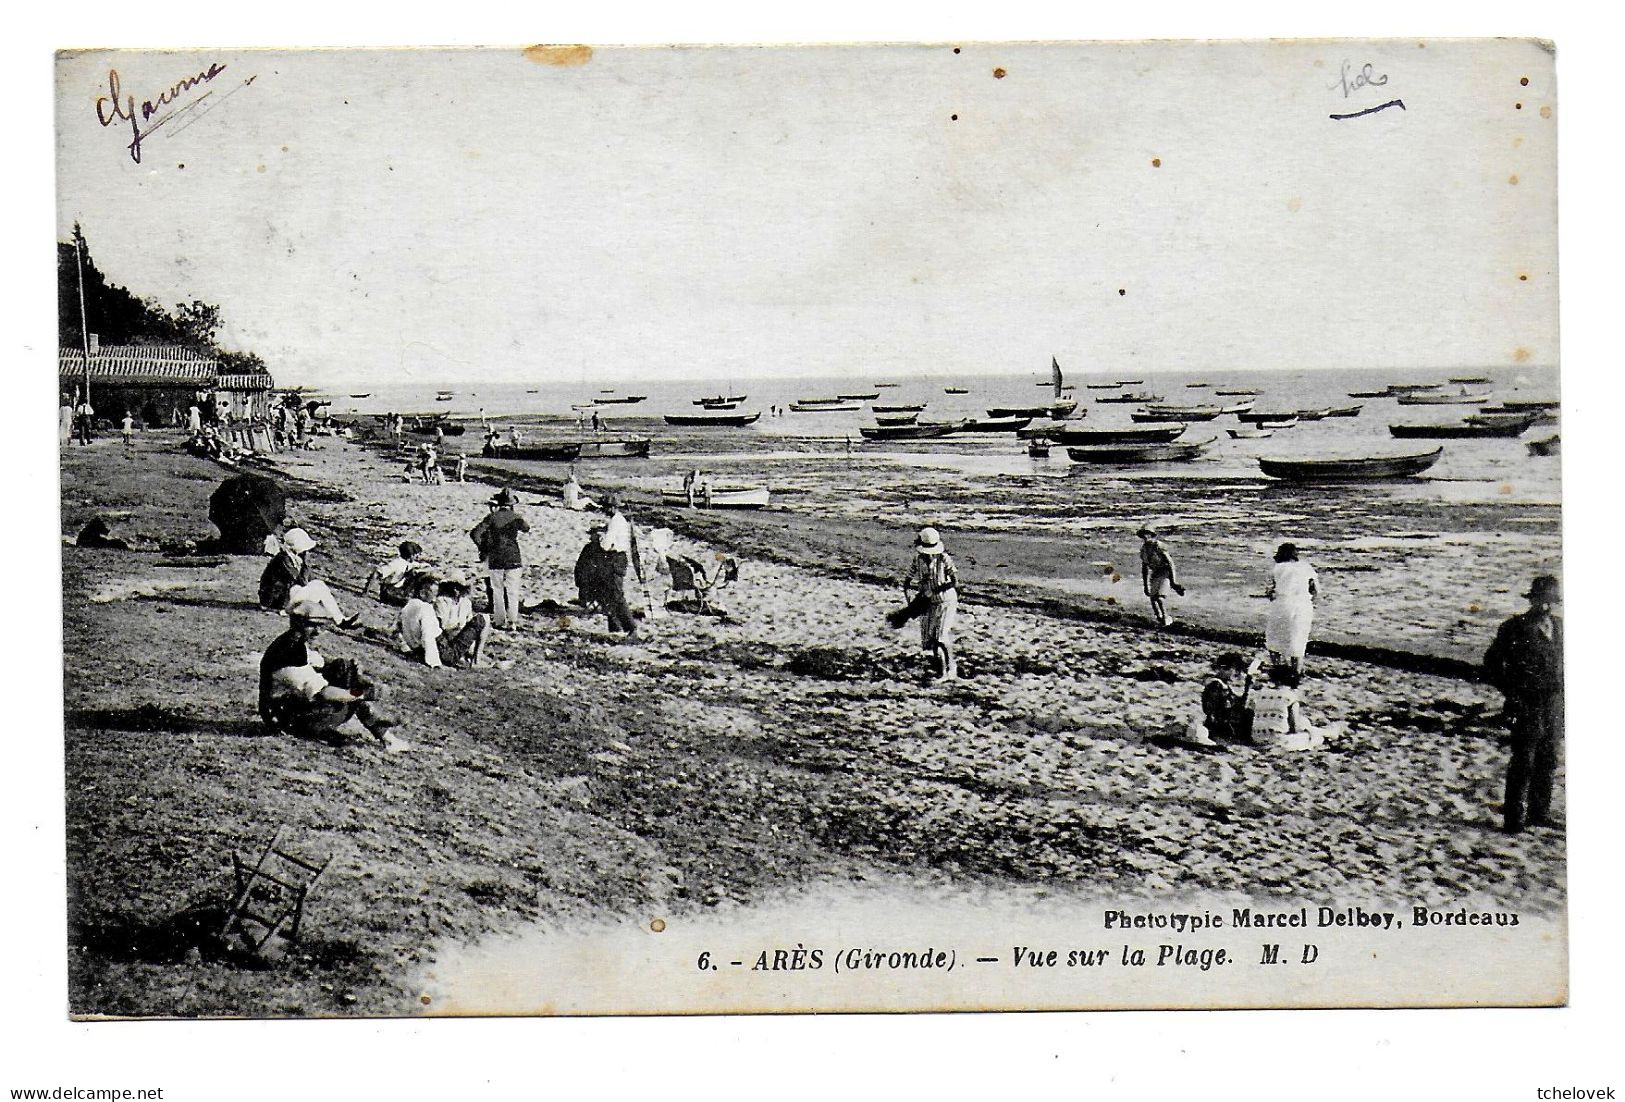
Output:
[95,64,228,164]
[1327,59,1404,121]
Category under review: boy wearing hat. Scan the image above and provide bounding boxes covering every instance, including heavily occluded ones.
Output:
[1137,526,1184,627]
[1483,574,1564,833]
[470,488,531,629]
[259,597,394,743]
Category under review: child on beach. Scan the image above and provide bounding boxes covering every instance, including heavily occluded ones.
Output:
[120,412,134,447]
[1185,652,1265,745]
[1249,664,1325,752]
[362,540,426,606]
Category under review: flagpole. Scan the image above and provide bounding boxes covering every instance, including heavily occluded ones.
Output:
[73,223,93,406]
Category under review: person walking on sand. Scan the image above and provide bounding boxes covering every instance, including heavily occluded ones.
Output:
[120,411,135,448]
[1483,574,1564,833]
[259,596,396,744]
[596,494,645,636]
[470,488,530,629]
[905,527,959,681]
[1264,542,1318,673]
[1137,526,1184,627]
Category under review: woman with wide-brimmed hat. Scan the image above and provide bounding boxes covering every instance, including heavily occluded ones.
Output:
[1264,541,1318,673]
[904,526,959,681]
[258,527,360,628]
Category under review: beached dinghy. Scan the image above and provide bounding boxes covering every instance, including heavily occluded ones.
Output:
[1257,448,1444,482]
[664,411,762,427]
[660,485,771,509]
[1141,404,1222,421]
[1049,423,1186,445]
[871,403,928,413]
[1066,436,1216,464]
[839,392,881,401]
[958,416,1033,433]
[576,437,653,459]
[1326,404,1364,417]
[482,441,583,461]
[1396,392,1491,406]
[1527,434,1560,456]
[874,412,920,426]
[1228,427,1275,439]
[1094,391,1161,404]
[789,400,862,412]
[858,420,967,440]
[1347,389,1390,398]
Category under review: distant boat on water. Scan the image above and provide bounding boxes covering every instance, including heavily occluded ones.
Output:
[693,395,747,405]
[839,392,881,401]
[349,393,371,398]
[1396,392,1490,406]
[1115,379,1145,385]
[664,411,762,427]
[1449,376,1493,385]
[435,394,454,402]
[596,395,648,405]
[1085,383,1123,391]
[789,400,861,412]
[873,382,901,388]
[872,403,927,413]
[1348,389,1390,398]
[944,386,969,394]
[1258,448,1443,482]
[1385,383,1444,393]
[1095,392,1160,404]
[1213,389,1258,397]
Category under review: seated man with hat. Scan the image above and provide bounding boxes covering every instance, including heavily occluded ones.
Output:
[259,595,395,743]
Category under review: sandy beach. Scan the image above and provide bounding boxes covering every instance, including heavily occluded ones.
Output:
[61,431,1564,1017]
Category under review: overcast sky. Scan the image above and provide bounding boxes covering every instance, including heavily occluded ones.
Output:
[55,41,1557,387]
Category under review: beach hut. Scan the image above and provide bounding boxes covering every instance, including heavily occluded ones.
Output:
[214,372,277,421]
[58,345,220,428]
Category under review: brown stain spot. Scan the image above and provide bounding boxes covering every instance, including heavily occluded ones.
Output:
[1515,102,1523,110]
[256,164,266,173]
[650,918,667,933]
[1151,157,1162,168]
[1512,136,1524,148]
[1540,105,1552,119]
[1117,288,1126,296]
[1513,346,1532,363]
[524,44,593,67]
[1498,483,1514,495]
[1508,174,1520,186]
[993,67,1006,79]
[950,114,959,121]
[1518,274,1529,282]
[280,144,289,152]
[1313,58,1325,68]
[1417,42,1427,48]
[1286,196,1303,213]
[952,47,961,54]
[1109,571,1122,584]
[420,994,432,1005]
[1520,77,1530,86]
[1469,602,1482,613]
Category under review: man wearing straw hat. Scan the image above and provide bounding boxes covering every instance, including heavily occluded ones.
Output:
[259,595,395,744]
[470,488,531,629]
[904,527,959,681]
[1483,574,1564,833]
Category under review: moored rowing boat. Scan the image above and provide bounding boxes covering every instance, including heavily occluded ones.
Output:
[1258,448,1444,482]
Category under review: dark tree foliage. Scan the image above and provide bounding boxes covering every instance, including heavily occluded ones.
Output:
[58,225,266,371]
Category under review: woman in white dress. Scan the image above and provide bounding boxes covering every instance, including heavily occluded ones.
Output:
[1264,542,1318,673]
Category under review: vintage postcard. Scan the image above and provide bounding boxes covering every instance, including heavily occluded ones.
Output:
[55,39,1562,1018]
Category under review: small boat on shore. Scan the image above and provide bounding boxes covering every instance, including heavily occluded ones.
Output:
[1238,410,1301,424]
[858,420,966,440]
[699,402,738,411]
[1347,389,1390,399]
[1294,408,1334,421]
[661,485,771,510]
[483,441,583,462]
[959,416,1033,433]
[664,411,762,427]
[874,412,919,426]
[789,400,861,412]
[839,392,881,401]
[1390,416,1536,439]
[1095,392,1161,404]
[1396,392,1491,406]
[576,437,652,459]
[1326,404,1364,418]
[1228,428,1274,439]
[1066,437,1216,464]
[1050,423,1186,445]
[1496,398,1560,411]
[1259,448,1443,482]
[872,403,927,413]
[1527,434,1560,457]
[1255,416,1299,430]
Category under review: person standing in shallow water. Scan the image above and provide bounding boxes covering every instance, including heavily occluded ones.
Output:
[1264,542,1318,674]
[1137,526,1183,627]
[905,527,959,681]
[1483,574,1564,833]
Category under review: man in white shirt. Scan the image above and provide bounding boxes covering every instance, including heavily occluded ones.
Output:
[596,495,645,636]
[259,598,394,742]
[399,576,489,667]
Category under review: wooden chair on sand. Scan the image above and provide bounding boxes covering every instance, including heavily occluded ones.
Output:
[663,554,739,615]
[219,826,332,954]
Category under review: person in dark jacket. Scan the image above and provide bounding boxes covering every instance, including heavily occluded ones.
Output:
[1483,574,1564,833]
[1199,653,1263,744]
[470,488,531,629]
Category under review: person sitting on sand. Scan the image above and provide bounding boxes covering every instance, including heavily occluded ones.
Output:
[259,596,395,744]
[1249,664,1324,752]
[75,517,135,550]
[1138,526,1184,628]
[399,575,490,668]
[1188,653,1265,745]
[362,540,426,606]
[904,527,959,681]
[259,527,361,628]
[562,466,595,511]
